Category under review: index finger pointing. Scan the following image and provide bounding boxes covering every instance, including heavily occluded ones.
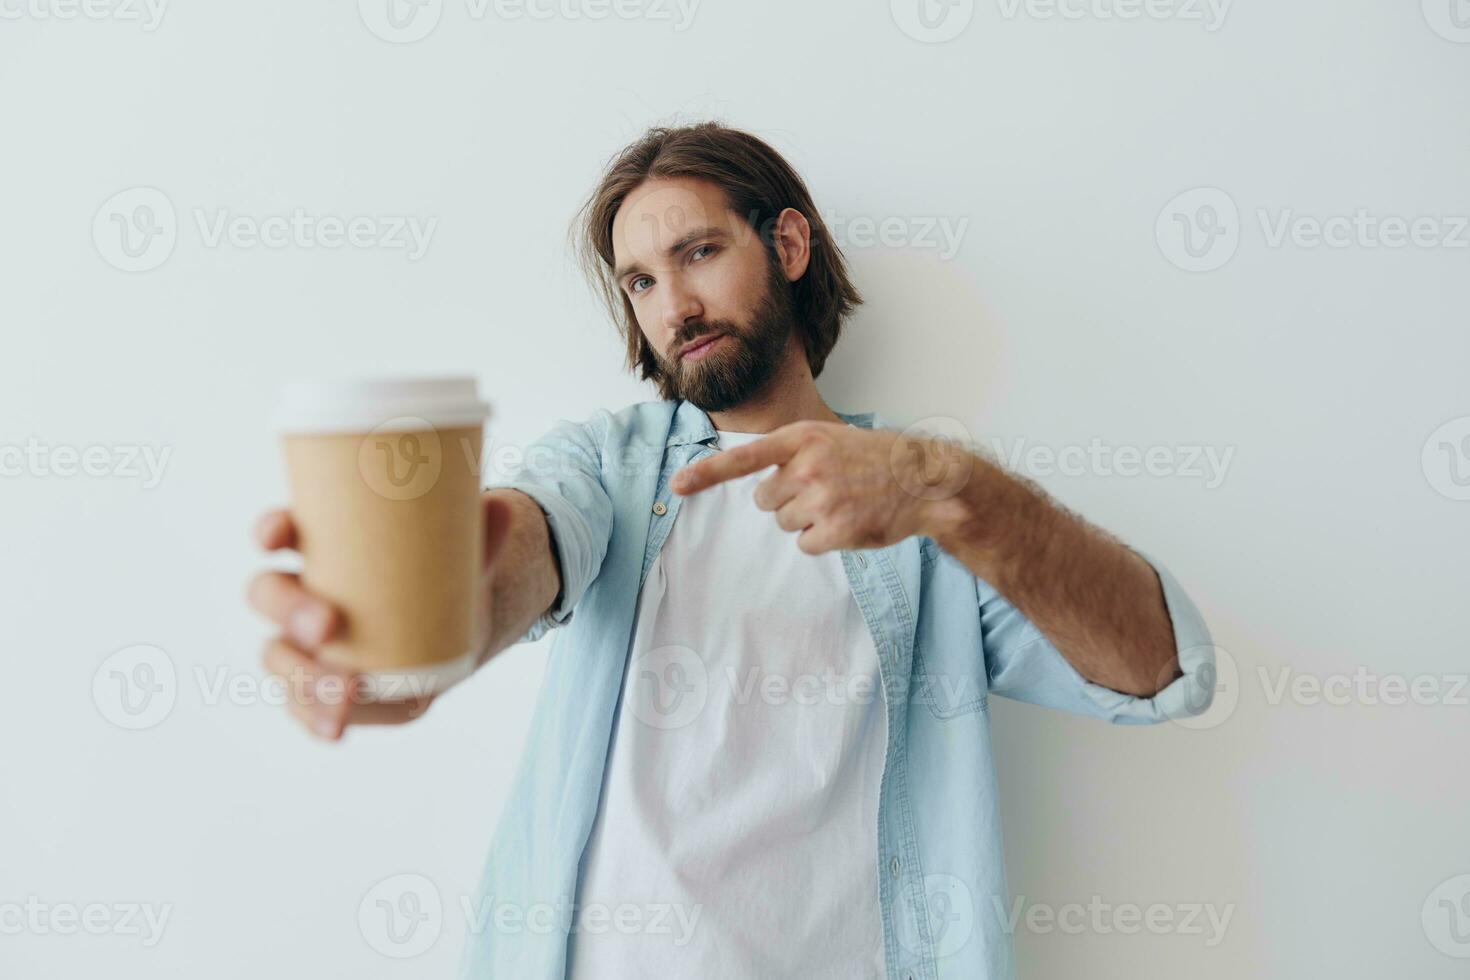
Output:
[672,429,800,495]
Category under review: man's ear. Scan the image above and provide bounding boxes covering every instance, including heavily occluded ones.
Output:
[771,207,812,282]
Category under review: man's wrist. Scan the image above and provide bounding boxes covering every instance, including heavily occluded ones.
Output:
[919,453,1042,577]
[894,432,982,544]
[919,485,973,547]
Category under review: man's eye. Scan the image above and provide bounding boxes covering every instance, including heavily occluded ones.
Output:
[691,244,718,261]
[629,276,653,294]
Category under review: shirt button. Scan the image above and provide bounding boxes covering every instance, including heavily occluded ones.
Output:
[854,553,867,569]
[652,501,667,516]
[889,856,901,879]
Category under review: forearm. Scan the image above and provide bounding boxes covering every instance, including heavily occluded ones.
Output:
[477,488,562,664]
[924,455,1180,697]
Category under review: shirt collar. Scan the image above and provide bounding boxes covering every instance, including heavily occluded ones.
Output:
[665,398,877,447]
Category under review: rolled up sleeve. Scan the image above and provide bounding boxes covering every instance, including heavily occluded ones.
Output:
[981,549,1217,726]
[486,412,614,645]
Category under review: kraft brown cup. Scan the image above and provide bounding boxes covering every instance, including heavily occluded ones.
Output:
[276,377,491,700]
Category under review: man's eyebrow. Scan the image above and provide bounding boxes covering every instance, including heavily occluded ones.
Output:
[613,225,730,284]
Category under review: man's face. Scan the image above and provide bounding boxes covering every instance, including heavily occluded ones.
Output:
[610,176,798,411]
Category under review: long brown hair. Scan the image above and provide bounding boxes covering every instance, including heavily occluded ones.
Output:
[572,121,863,391]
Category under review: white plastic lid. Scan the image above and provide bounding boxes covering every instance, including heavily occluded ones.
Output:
[275,375,491,435]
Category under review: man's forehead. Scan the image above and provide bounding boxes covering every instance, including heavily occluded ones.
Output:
[611,177,741,265]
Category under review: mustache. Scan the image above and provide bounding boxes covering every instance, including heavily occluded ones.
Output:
[669,323,734,357]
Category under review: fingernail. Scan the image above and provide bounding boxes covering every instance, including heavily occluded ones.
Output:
[291,605,329,646]
[311,714,338,739]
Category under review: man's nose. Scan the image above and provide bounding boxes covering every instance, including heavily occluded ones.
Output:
[661,278,703,333]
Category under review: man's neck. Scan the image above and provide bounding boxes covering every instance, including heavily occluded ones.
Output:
[704,341,843,434]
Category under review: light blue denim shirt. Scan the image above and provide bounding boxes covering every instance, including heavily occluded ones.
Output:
[459,398,1216,980]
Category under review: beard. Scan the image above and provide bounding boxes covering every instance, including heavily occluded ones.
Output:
[650,261,799,412]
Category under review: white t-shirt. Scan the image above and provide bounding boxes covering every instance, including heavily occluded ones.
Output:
[565,429,889,979]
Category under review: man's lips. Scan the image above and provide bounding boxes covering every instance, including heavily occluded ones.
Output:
[678,333,726,361]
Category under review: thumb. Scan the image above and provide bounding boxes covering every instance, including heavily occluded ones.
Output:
[482,495,514,571]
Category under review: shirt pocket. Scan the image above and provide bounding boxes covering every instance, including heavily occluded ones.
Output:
[913,539,990,720]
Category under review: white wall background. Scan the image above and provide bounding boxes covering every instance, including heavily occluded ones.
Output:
[2,1,1467,977]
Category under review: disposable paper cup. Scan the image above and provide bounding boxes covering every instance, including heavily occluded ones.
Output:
[276,376,491,700]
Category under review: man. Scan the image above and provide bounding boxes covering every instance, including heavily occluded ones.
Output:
[247,122,1216,979]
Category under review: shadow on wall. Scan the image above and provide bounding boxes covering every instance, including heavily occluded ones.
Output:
[817,249,1003,426]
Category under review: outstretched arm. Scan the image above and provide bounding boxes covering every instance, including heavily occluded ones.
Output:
[672,420,1180,698]
[922,457,1180,697]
